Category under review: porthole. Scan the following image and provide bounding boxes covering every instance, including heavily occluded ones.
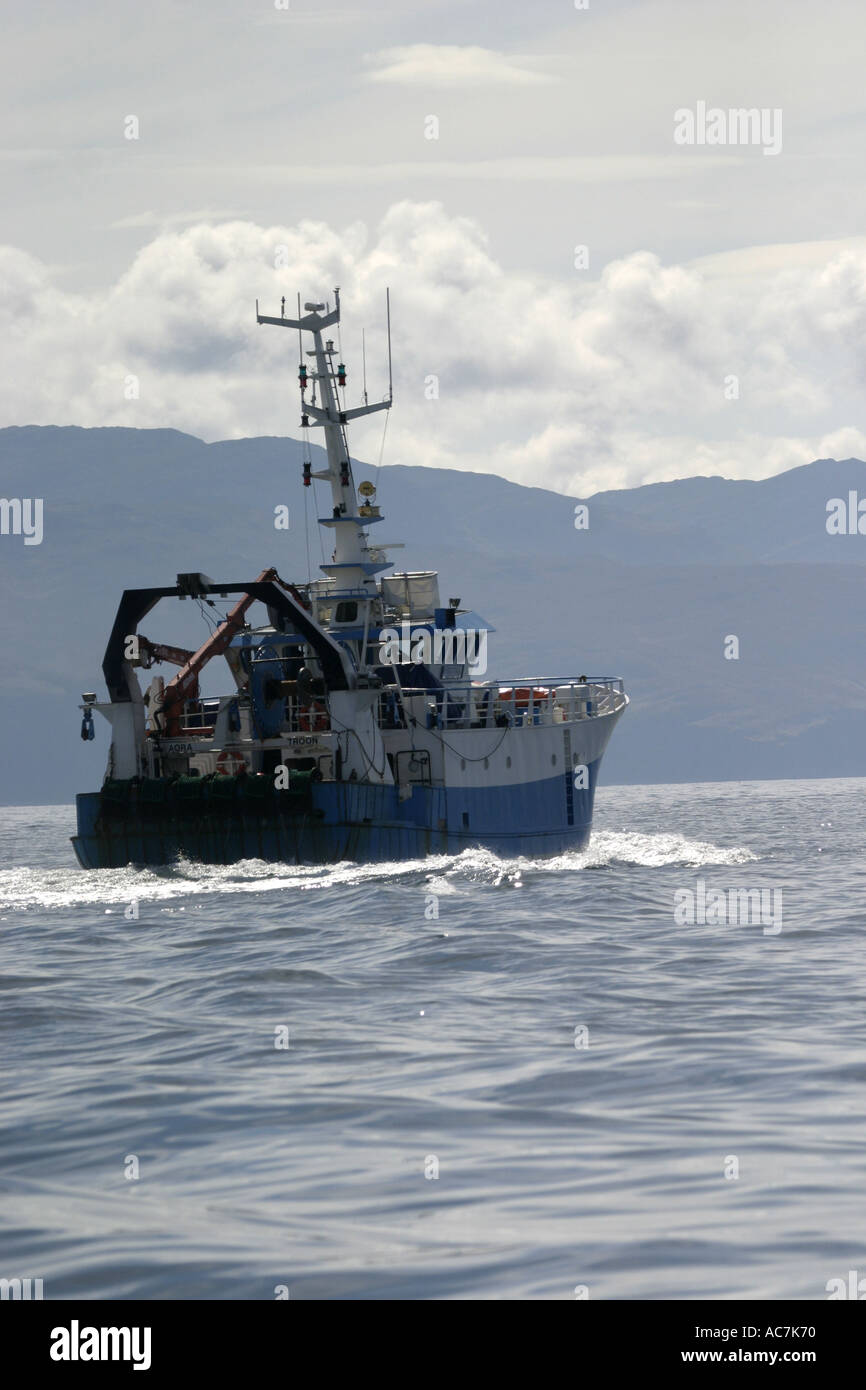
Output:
[551,754,557,766]
[483,757,489,770]
[461,758,466,770]
[506,756,512,768]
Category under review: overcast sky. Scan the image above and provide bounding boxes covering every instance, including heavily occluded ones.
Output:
[2,0,865,494]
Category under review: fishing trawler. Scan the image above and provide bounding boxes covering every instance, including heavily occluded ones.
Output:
[71,291,627,868]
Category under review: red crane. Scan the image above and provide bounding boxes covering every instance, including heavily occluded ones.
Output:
[158,567,277,736]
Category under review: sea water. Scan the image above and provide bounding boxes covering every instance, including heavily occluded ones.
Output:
[1,777,864,1300]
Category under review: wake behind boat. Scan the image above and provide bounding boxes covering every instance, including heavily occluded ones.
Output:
[72,291,627,869]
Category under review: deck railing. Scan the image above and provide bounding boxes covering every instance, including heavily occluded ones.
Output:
[378,677,626,731]
[166,678,626,739]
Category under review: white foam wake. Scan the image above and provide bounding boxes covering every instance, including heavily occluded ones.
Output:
[0,830,755,911]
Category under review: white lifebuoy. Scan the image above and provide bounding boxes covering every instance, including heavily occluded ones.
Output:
[216,749,246,776]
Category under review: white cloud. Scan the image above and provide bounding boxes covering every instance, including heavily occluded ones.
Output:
[364,44,557,87]
[110,208,246,231]
[1,203,865,496]
[228,155,741,186]
[690,238,866,280]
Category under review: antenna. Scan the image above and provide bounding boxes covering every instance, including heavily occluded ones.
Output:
[362,328,368,405]
[386,287,393,403]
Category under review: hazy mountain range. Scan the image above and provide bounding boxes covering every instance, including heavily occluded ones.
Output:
[2,424,865,805]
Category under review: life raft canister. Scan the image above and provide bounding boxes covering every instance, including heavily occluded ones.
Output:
[494,686,551,726]
[216,749,246,776]
[496,686,550,708]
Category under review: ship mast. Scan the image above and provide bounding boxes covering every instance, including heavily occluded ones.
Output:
[256,288,393,594]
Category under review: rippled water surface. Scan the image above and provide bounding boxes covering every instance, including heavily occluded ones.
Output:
[1,778,865,1300]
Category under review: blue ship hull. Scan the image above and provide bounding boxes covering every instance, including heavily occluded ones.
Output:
[71,761,602,868]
